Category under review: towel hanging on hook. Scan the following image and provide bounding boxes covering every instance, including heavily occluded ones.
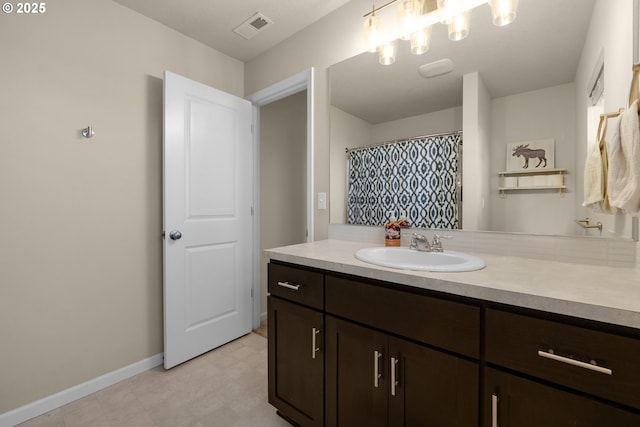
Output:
[583,111,620,212]
[607,64,640,215]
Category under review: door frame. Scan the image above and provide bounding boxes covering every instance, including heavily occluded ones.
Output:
[246,68,315,329]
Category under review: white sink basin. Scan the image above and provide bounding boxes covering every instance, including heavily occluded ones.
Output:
[355,247,486,272]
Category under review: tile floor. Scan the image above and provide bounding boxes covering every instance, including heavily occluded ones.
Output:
[18,330,290,427]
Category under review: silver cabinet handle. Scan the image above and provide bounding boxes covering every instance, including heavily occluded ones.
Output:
[311,328,320,359]
[491,393,499,427]
[390,357,399,396]
[374,350,382,388]
[276,281,300,291]
[537,350,612,375]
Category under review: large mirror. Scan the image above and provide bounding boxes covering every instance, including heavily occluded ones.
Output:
[330,0,638,239]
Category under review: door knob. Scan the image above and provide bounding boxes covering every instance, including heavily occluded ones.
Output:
[169,230,182,240]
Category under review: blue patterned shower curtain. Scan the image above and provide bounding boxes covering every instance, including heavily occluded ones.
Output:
[347,132,461,229]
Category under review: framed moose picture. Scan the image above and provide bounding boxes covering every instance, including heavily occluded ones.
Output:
[506,138,555,171]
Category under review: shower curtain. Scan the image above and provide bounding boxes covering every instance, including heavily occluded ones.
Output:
[347,131,461,229]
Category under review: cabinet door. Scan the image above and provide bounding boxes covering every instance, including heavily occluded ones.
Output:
[326,316,388,427]
[389,337,479,427]
[268,296,323,427]
[484,367,640,427]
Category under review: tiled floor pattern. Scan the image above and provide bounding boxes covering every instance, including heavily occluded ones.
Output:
[18,331,290,427]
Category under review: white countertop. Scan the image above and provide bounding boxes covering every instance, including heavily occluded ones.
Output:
[266,239,640,330]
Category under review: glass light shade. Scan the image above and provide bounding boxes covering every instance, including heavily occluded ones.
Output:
[489,0,518,26]
[398,0,423,40]
[437,0,451,24]
[378,40,398,65]
[410,25,432,55]
[447,11,470,41]
[363,14,382,53]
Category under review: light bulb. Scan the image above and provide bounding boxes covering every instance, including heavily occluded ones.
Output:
[363,13,382,53]
[398,0,423,41]
[410,26,432,55]
[489,0,518,26]
[378,40,398,65]
[448,11,470,41]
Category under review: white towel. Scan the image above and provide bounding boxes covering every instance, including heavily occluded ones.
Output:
[608,100,640,215]
[583,140,604,206]
[583,117,613,212]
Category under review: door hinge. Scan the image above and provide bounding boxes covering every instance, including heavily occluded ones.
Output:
[251,288,254,298]
[251,206,254,216]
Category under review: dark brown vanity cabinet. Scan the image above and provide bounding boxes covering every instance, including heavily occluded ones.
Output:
[267,260,640,427]
[268,263,324,427]
[324,275,480,427]
[484,309,640,426]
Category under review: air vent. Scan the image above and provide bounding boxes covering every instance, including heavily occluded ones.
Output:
[418,59,454,79]
[233,12,274,40]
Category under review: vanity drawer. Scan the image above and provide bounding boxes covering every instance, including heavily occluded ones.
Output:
[485,309,640,410]
[268,263,324,310]
[325,275,480,359]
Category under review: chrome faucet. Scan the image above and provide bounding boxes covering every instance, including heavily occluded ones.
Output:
[410,233,431,251]
[430,234,452,252]
[410,233,452,252]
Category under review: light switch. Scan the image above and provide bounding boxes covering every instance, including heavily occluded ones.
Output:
[317,192,327,210]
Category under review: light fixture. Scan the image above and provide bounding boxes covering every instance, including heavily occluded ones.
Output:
[410,25,432,54]
[379,40,398,65]
[363,0,519,65]
[436,0,453,24]
[447,10,470,40]
[438,0,471,40]
[363,8,383,53]
[398,0,423,40]
[488,0,518,26]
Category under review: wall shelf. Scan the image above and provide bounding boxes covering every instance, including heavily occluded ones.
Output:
[498,168,567,196]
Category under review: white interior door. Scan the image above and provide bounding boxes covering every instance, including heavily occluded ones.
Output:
[163,71,253,369]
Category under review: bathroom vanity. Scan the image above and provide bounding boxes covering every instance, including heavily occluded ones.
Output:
[266,240,640,426]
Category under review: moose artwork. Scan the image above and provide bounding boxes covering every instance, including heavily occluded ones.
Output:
[512,144,547,168]
[506,139,555,171]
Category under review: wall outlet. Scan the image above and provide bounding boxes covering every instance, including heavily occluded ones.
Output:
[317,192,327,210]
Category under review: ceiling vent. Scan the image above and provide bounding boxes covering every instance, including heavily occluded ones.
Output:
[418,59,454,79]
[233,12,274,40]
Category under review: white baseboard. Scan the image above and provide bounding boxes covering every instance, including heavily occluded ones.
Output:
[0,353,164,427]
[260,311,267,322]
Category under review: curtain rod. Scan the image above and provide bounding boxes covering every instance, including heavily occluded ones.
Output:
[345,130,462,154]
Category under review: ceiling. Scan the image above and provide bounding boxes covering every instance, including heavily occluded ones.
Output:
[331,0,597,124]
[112,0,350,62]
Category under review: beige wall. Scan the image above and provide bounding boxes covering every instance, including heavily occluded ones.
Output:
[488,83,577,235]
[371,106,463,144]
[0,0,243,414]
[246,0,374,240]
[260,92,308,317]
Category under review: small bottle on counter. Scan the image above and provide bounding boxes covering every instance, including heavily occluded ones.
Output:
[385,212,401,246]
